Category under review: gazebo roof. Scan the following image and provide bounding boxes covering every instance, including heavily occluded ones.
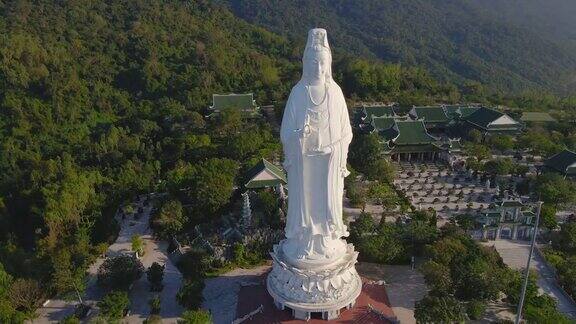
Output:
[210,93,258,112]
[521,112,557,123]
[544,149,576,175]
[464,107,520,131]
[244,158,287,189]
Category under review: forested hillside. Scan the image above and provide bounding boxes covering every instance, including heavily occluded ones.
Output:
[223,0,576,94]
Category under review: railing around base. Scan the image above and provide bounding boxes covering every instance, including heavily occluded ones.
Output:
[232,304,264,324]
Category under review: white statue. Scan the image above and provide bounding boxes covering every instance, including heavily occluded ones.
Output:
[280,28,353,263]
[267,29,361,321]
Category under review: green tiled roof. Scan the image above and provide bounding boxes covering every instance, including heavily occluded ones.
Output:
[394,120,437,145]
[464,107,504,129]
[544,149,576,174]
[363,105,396,121]
[390,143,443,153]
[521,112,557,122]
[459,107,480,118]
[443,105,461,119]
[412,106,450,123]
[379,127,399,141]
[371,116,396,131]
[244,158,287,189]
[211,93,257,111]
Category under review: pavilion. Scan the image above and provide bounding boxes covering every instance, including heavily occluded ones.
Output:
[244,158,287,189]
[461,106,522,136]
[543,149,576,178]
[208,93,260,117]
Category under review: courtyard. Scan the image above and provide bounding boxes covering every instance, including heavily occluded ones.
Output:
[393,162,499,218]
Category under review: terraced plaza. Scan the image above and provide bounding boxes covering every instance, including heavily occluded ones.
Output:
[394,162,499,217]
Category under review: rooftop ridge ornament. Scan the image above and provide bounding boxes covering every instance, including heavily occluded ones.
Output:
[266,28,361,321]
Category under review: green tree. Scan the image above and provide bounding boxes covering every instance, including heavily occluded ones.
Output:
[536,173,576,206]
[147,262,165,292]
[541,204,558,231]
[348,132,382,175]
[420,261,453,295]
[468,129,483,143]
[414,295,466,323]
[465,143,491,162]
[177,280,205,310]
[365,159,396,183]
[488,135,514,151]
[186,158,239,218]
[367,182,398,209]
[7,278,44,314]
[349,212,376,242]
[98,291,130,320]
[152,200,186,240]
[97,255,144,290]
[358,222,407,264]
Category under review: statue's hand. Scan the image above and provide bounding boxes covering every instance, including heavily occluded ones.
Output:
[341,166,350,177]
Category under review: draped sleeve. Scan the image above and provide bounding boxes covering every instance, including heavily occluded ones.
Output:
[280,87,299,171]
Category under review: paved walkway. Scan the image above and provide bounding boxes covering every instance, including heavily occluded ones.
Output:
[357,263,427,324]
[34,196,183,323]
[202,265,271,324]
[484,240,576,318]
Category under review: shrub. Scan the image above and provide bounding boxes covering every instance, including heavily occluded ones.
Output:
[466,300,486,320]
[98,291,130,320]
[149,296,161,314]
[178,309,212,324]
[177,280,205,310]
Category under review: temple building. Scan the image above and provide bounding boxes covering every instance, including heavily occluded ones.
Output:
[357,103,397,124]
[474,200,536,240]
[208,93,260,117]
[461,106,522,136]
[356,104,463,163]
[520,111,557,124]
[378,119,445,161]
[243,158,287,189]
[543,149,576,178]
[408,105,451,132]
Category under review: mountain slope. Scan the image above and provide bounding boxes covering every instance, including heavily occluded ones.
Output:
[223,0,576,94]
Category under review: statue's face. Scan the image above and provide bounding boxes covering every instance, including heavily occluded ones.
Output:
[304,51,329,83]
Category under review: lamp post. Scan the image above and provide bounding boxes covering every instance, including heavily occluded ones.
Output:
[515,201,543,324]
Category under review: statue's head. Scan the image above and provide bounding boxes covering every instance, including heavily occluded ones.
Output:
[302,28,333,84]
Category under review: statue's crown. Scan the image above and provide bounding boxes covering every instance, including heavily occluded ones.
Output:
[304,28,331,57]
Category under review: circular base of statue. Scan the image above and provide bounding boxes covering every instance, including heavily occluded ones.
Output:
[266,239,362,321]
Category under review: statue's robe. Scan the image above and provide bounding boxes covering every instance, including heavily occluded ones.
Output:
[280,80,352,242]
